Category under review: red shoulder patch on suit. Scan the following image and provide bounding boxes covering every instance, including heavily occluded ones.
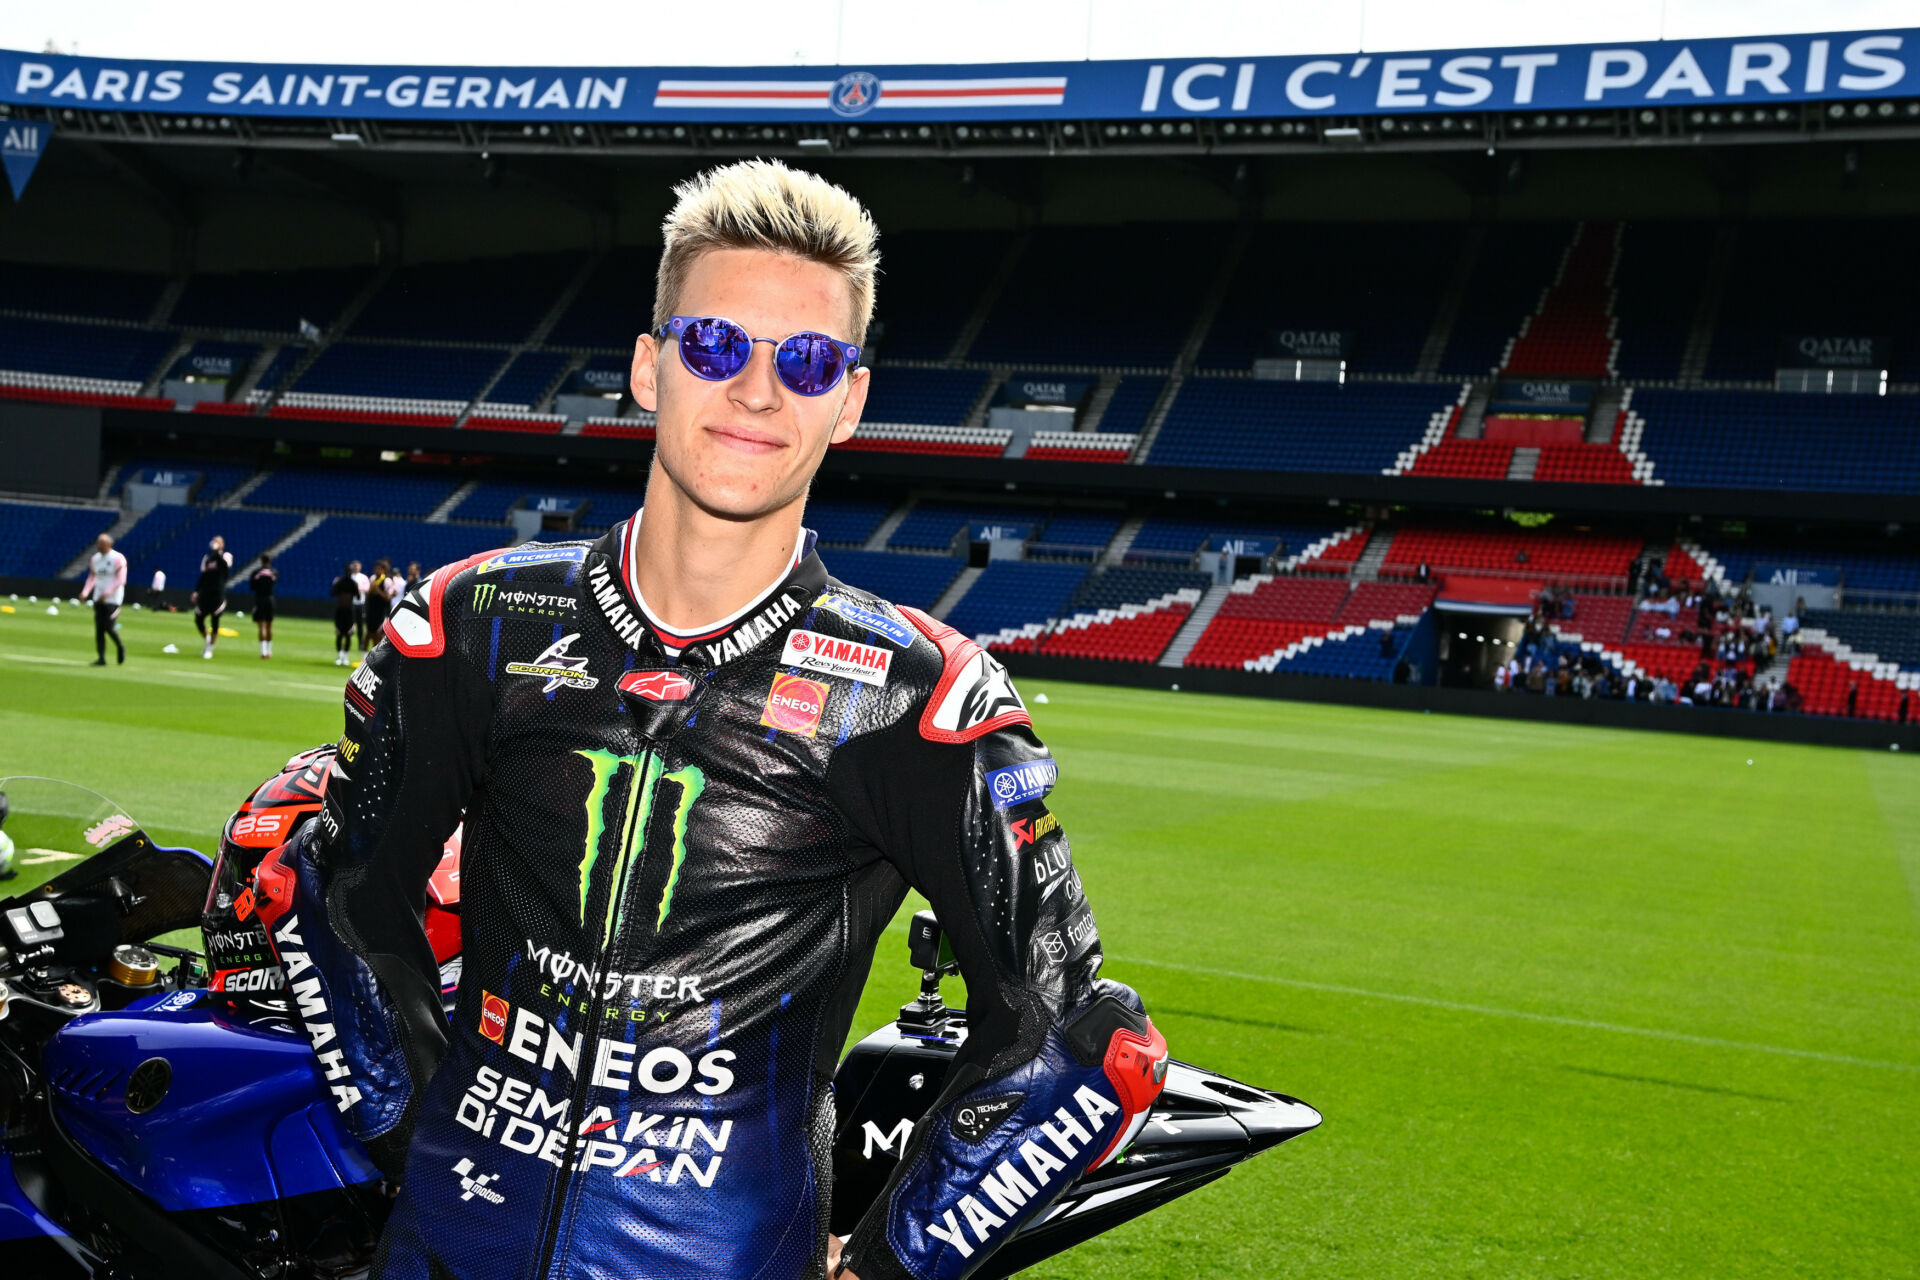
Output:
[899,605,1033,744]
[381,548,503,658]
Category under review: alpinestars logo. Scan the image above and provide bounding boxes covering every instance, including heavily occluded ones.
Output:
[619,670,695,702]
[453,1157,505,1204]
[930,650,1026,737]
[574,751,707,942]
[506,634,600,693]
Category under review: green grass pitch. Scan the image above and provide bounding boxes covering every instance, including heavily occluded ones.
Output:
[2,600,1916,1278]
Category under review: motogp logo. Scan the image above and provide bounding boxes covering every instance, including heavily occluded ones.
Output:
[831,70,882,117]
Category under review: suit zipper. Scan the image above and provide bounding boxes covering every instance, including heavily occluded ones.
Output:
[533,745,655,1280]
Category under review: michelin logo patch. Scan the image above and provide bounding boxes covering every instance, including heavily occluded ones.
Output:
[812,594,913,647]
[476,545,589,575]
[986,759,1057,809]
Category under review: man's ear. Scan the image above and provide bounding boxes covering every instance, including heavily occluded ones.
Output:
[830,366,870,446]
[632,332,660,412]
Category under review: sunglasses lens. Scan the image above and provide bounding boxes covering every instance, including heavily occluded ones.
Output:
[677,317,752,380]
[775,333,846,396]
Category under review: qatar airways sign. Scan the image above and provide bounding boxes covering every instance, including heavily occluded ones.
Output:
[1,31,1915,124]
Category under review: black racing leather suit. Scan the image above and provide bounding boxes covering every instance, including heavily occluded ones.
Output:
[252,516,1166,1280]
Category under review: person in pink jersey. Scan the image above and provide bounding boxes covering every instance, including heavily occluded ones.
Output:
[81,532,129,666]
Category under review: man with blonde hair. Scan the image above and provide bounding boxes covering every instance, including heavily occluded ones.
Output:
[254,159,1164,1280]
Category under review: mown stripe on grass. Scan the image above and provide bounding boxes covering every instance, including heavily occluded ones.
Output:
[1116,955,1920,1074]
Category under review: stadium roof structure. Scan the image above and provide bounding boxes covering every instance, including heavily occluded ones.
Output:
[7,29,1920,160]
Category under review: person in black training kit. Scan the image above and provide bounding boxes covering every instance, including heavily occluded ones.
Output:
[329,565,358,667]
[249,553,278,660]
[249,159,1167,1280]
[364,557,395,639]
[191,535,234,661]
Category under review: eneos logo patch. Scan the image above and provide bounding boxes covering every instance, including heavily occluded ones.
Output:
[480,991,510,1044]
[761,673,830,738]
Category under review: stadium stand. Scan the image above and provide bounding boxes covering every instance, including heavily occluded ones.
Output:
[484,351,570,408]
[1094,376,1164,435]
[1408,433,1513,480]
[0,503,119,578]
[1689,541,1920,596]
[806,500,894,547]
[857,367,989,426]
[248,345,308,397]
[1033,565,1211,663]
[1784,647,1910,719]
[273,519,510,600]
[0,316,175,385]
[352,253,580,344]
[1247,624,1417,678]
[1184,577,1354,669]
[834,423,1008,456]
[814,549,963,612]
[1384,526,1640,584]
[1197,223,1461,374]
[947,561,1091,647]
[1801,611,1920,674]
[1630,389,1920,493]
[967,224,1215,367]
[1028,511,1122,559]
[888,502,1042,552]
[1148,380,1459,472]
[244,468,461,518]
[171,266,372,335]
[167,340,262,387]
[1024,432,1136,464]
[1441,222,1572,376]
[869,230,1016,361]
[1611,222,1715,381]
[1703,218,1920,383]
[120,508,304,596]
[543,247,653,349]
[1500,222,1617,378]
[0,261,167,322]
[1127,518,1344,564]
[283,342,503,406]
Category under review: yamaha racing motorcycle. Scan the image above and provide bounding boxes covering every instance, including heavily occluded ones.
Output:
[0,759,1320,1278]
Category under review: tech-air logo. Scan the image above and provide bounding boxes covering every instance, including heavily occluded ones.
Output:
[474,583,577,618]
[573,751,707,941]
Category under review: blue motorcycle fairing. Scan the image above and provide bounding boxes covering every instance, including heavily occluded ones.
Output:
[0,1151,67,1243]
[43,989,381,1213]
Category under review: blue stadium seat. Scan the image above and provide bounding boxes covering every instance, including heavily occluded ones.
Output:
[889,502,1042,552]
[251,345,309,394]
[545,247,654,349]
[941,562,1090,641]
[1128,517,1344,561]
[352,254,582,344]
[485,350,570,407]
[0,261,167,322]
[1029,512,1121,559]
[967,225,1215,367]
[1612,222,1714,380]
[111,457,258,504]
[274,519,512,599]
[806,500,893,547]
[245,468,462,517]
[291,343,504,402]
[870,230,1015,360]
[122,509,303,595]
[1801,610,1920,672]
[1263,625,1408,679]
[1147,380,1455,473]
[0,317,175,383]
[172,266,373,335]
[1200,223,1462,375]
[0,503,119,578]
[1063,565,1211,613]
[1634,389,1920,493]
[819,550,963,611]
[861,368,988,426]
[1096,376,1163,434]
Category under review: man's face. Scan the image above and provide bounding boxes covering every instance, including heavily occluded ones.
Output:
[350,561,361,573]
[632,247,868,521]
[95,536,110,553]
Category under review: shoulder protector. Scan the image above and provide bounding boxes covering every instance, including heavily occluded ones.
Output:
[899,606,1032,744]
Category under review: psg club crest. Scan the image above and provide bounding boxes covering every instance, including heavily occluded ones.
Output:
[831,71,881,117]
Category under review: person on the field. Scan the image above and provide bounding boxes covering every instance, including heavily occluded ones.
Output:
[350,559,371,651]
[251,159,1163,1280]
[148,567,167,609]
[191,536,234,660]
[249,553,278,659]
[364,558,395,637]
[404,560,423,595]
[81,533,128,666]
[329,565,357,666]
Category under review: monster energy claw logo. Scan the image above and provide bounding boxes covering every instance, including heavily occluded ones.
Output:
[574,750,707,942]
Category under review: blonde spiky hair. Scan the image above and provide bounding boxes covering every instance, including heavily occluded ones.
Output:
[654,158,879,345]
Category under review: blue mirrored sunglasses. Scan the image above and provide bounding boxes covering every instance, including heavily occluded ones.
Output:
[655,315,860,397]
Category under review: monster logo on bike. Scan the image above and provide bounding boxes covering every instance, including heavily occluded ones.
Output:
[573,750,707,942]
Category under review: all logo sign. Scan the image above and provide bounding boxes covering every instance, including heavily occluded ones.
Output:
[1,122,48,200]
